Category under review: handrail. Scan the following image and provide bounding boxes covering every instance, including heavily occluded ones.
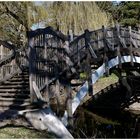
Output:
[0,50,15,67]
[0,67,21,84]
[70,25,140,50]
[0,40,16,67]
[0,41,28,84]
[27,26,68,41]
[28,25,140,103]
[0,40,15,50]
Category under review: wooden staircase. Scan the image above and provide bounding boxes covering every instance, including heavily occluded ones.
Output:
[0,69,33,120]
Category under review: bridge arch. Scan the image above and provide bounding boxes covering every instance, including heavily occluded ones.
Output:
[92,55,140,86]
[72,55,140,115]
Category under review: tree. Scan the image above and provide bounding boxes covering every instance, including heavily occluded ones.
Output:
[0,2,48,47]
[97,1,140,28]
[0,1,114,45]
[0,2,28,45]
[44,2,114,35]
[118,2,140,28]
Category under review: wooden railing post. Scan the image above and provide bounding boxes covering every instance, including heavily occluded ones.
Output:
[66,81,73,128]
[128,26,134,66]
[55,79,61,115]
[44,33,50,104]
[1,45,3,79]
[68,30,73,42]
[85,29,90,47]
[29,37,36,103]
[84,29,93,96]
[116,24,122,69]
[102,25,109,76]
[138,25,140,33]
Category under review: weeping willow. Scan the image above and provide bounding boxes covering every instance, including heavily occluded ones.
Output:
[27,3,48,29]
[46,2,114,34]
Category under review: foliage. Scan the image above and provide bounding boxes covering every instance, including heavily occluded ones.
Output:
[97,1,140,28]
[118,2,140,27]
[0,1,115,45]
[0,126,56,138]
[44,2,114,34]
[27,3,48,29]
[0,2,48,46]
[0,1,115,48]
[96,2,121,23]
[0,2,28,45]
[80,72,88,80]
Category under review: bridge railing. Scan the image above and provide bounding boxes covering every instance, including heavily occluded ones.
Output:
[90,26,140,49]
[0,41,25,83]
[70,25,140,65]
[27,25,140,103]
[28,27,68,103]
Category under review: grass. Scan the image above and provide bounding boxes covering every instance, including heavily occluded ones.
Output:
[94,73,119,94]
[82,73,119,103]
[0,126,56,139]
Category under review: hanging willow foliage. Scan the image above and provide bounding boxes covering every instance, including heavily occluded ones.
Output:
[45,2,114,35]
[0,1,48,45]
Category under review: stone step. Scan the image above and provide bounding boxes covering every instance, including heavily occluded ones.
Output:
[0,69,31,115]
[0,92,30,98]
[3,81,29,85]
[0,104,37,113]
[9,77,29,81]
[0,97,30,102]
[0,101,30,107]
[0,85,29,89]
[14,74,29,77]
[0,89,29,93]
[15,72,29,76]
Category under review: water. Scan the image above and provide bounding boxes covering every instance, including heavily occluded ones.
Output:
[71,107,140,138]
[69,77,140,138]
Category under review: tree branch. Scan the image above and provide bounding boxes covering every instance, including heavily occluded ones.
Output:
[3,3,28,31]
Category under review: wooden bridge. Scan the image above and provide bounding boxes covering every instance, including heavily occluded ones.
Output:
[0,24,140,138]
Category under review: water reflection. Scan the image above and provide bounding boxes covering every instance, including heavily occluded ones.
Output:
[72,107,140,138]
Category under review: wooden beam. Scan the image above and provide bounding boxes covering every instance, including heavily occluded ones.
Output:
[102,25,109,76]
[32,81,44,101]
[29,38,36,103]
[55,79,61,115]
[88,43,98,59]
[129,26,134,66]
[116,24,122,69]
[68,30,73,42]
[44,34,50,103]
[65,82,73,128]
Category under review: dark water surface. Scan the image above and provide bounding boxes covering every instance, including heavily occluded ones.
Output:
[71,107,140,138]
